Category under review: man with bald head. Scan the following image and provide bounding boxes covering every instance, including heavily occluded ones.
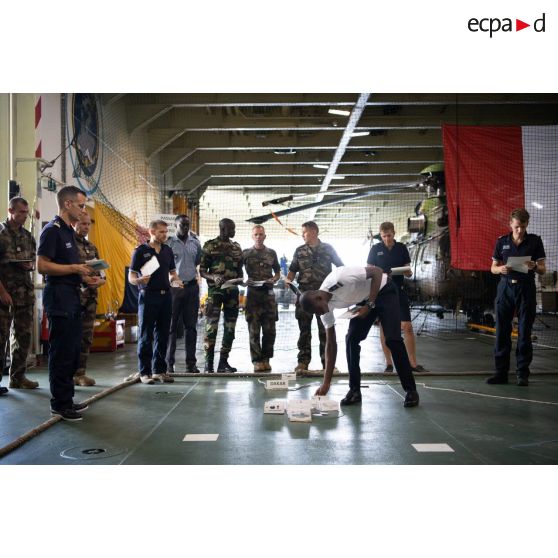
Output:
[299,265,419,408]
[72,212,106,386]
[200,218,243,373]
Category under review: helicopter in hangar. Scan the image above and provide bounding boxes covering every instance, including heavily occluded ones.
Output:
[402,163,498,324]
[247,164,498,325]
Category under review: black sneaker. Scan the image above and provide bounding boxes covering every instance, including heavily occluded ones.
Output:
[0,386,8,396]
[411,365,428,373]
[384,364,394,373]
[186,366,200,373]
[486,374,508,385]
[517,377,529,387]
[340,389,362,406]
[404,390,420,407]
[73,402,89,412]
[51,408,83,421]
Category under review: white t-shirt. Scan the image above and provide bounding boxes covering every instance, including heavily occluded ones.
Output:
[320,266,388,329]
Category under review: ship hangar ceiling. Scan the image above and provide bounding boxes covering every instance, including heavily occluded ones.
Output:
[101,93,558,224]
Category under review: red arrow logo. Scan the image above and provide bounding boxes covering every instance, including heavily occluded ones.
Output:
[516,19,530,31]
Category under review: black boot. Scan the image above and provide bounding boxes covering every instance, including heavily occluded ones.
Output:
[217,357,237,373]
[204,361,214,373]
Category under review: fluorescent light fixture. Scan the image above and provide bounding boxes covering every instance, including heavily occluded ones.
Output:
[532,201,543,209]
[313,164,329,169]
[273,149,297,155]
[351,131,370,137]
[332,175,345,180]
[328,108,351,117]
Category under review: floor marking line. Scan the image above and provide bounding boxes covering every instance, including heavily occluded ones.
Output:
[117,380,200,465]
[382,382,490,463]
[415,382,558,406]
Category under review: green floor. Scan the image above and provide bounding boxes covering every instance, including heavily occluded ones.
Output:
[1,334,557,464]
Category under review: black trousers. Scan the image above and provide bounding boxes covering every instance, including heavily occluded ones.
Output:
[138,290,172,376]
[346,281,416,392]
[44,283,82,412]
[494,279,537,378]
[167,283,200,367]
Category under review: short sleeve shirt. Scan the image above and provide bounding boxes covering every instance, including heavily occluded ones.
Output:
[166,233,202,282]
[367,241,410,287]
[37,216,81,286]
[492,232,546,281]
[319,266,388,329]
[130,243,176,291]
[288,241,344,290]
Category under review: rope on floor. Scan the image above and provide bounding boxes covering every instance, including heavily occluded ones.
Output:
[0,377,139,460]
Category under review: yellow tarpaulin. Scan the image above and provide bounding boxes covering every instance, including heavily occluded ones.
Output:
[89,202,138,315]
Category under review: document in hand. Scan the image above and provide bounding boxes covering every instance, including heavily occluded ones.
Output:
[337,306,362,319]
[85,258,110,271]
[221,278,244,289]
[140,256,160,276]
[391,266,411,275]
[506,256,531,273]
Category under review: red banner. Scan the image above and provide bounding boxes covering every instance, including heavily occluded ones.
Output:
[443,125,524,270]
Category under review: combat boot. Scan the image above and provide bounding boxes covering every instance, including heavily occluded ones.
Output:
[74,374,96,386]
[294,362,308,373]
[9,376,39,389]
[204,361,215,373]
[262,359,272,372]
[253,361,267,372]
[217,357,237,373]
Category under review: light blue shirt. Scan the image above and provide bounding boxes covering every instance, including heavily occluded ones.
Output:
[166,232,202,282]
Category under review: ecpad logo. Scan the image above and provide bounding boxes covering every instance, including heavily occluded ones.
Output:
[468,13,546,37]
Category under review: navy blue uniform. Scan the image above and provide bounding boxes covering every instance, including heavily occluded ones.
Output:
[130,243,176,377]
[367,241,412,322]
[38,216,83,413]
[492,232,546,380]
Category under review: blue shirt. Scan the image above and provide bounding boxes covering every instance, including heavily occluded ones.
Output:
[130,243,176,291]
[492,232,546,282]
[37,216,81,286]
[166,232,202,282]
[367,241,411,287]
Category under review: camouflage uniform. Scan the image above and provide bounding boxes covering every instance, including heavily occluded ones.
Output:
[74,234,102,382]
[289,241,343,366]
[0,220,36,384]
[201,237,243,364]
[242,246,280,364]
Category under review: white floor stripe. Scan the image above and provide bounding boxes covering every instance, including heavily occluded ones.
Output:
[413,443,454,453]
[183,434,219,442]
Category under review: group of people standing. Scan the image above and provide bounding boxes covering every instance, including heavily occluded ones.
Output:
[0,187,547,419]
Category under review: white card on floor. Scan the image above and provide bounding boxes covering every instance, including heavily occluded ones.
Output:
[287,399,313,412]
[265,379,289,390]
[264,400,286,414]
[183,434,219,442]
[282,373,296,382]
[412,443,454,453]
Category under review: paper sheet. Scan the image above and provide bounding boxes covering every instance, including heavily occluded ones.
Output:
[390,266,411,276]
[140,256,160,276]
[221,278,244,289]
[337,306,361,319]
[506,256,531,273]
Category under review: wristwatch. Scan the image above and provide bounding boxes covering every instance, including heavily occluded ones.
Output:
[367,301,375,310]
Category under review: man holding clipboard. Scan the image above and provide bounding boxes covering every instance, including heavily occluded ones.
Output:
[487,208,546,386]
[129,220,182,385]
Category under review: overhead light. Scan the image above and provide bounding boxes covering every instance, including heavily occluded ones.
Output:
[332,175,345,180]
[313,164,329,169]
[328,108,351,117]
[532,201,543,209]
[351,131,370,137]
[273,149,297,155]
